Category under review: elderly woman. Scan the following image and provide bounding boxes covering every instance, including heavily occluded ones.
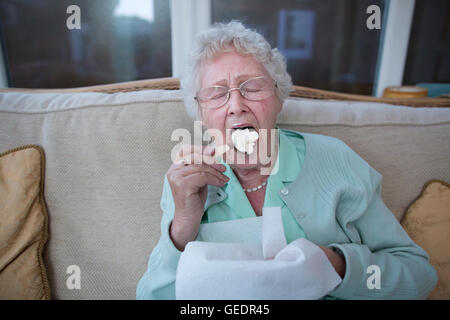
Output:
[137,21,437,300]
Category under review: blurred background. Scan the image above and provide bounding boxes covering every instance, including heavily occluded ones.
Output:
[0,0,448,96]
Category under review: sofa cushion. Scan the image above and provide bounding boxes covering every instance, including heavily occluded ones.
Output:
[401,180,450,300]
[0,145,51,299]
[0,89,449,299]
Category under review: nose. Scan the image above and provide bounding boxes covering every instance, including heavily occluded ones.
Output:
[226,88,249,116]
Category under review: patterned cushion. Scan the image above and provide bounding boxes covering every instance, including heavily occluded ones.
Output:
[0,145,51,299]
[401,180,450,300]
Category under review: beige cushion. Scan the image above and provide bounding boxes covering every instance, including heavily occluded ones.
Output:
[0,145,51,299]
[401,180,450,300]
[0,90,449,299]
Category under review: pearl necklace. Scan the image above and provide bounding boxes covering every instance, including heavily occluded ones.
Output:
[243,181,267,193]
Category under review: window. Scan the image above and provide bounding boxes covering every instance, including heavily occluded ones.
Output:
[211,0,385,95]
[1,0,448,96]
[403,0,450,85]
[0,0,171,88]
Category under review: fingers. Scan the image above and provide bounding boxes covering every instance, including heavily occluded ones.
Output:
[177,144,214,158]
[170,147,229,184]
[176,152,215,166]
[184,170,229,189]
[167,162,229,197]
[176,147,224,170]
[181,162,229,183]
[171,144,230,191]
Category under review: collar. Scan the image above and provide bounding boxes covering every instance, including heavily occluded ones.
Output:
[204,129,302,214]
[275,129,301,183]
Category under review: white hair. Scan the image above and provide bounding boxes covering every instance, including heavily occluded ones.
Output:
[181,21,293,120]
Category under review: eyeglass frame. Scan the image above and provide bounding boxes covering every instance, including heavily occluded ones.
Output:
[194,76,278,109]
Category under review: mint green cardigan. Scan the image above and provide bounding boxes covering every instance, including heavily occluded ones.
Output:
[137,129,437,300]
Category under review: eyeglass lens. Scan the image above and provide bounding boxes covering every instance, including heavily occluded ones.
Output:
[196,77,274,109]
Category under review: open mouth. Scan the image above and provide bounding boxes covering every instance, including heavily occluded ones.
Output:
[231,124,257,131]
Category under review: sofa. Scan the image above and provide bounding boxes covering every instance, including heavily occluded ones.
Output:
[0,78,449,299]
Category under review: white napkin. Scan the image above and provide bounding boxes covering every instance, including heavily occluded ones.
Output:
[176,207,342,300]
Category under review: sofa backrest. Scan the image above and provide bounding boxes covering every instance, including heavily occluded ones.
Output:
[0,89,449,299]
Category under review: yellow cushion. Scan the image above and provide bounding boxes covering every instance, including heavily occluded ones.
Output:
[401,180,450,300]
[0,145,51,299]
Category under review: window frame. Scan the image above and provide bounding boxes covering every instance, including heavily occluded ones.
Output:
[373,0,416,96]
[0,0,417,96]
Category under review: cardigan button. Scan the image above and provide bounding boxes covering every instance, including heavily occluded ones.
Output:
[280,187,289,196]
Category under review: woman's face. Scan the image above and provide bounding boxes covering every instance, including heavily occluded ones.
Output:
[198,49,282,170]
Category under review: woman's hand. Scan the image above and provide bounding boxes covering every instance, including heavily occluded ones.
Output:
[319,245,346,279]
[167,144,230,251]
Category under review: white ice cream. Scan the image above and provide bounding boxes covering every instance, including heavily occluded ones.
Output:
[231,128,259,155]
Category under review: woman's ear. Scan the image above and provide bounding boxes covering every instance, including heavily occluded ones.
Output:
[275,98,283,115]
[274,99,283,128]
[196,106,203,122]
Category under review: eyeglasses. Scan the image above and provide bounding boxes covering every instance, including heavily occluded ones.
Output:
[195,76,277,109]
